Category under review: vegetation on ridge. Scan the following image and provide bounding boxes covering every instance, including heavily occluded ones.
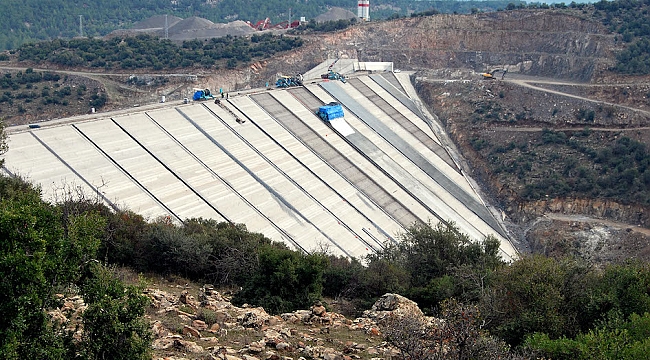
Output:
[14,34,303,70]
[0,0,523,51]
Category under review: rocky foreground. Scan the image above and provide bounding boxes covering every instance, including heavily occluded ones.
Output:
[52,284,426,360]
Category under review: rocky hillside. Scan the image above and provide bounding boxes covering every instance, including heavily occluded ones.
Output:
[248,9,617,83]
[54,277,433,360]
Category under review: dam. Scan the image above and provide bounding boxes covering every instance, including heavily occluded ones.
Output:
[2,61,518,261]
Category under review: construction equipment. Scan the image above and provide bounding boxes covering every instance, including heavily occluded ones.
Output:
[480,69,508,80]
[246,18,301,30]
[192,88,215,101]
[317,102,344,122]
[320,70,346,83]
[275,74,303,88]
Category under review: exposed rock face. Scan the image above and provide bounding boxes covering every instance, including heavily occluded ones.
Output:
[518,198,649,227]
[353,11,613,81]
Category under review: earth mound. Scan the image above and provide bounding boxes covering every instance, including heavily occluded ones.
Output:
[132,15,183,30]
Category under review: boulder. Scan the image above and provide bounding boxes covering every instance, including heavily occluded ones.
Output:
[192,319,208,331]
[363,293,424,324]
[312,305,327,317]
[182,325,201,338]
[238,308,270,328]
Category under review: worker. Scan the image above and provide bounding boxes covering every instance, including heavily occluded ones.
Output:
[221,92,224,99]
[226,93,229,99]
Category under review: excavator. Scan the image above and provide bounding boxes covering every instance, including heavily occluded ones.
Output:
[480,68,508,80]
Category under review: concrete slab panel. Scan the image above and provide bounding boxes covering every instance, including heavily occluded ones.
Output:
[75,118,222,221]
[4,131,93,200]
[144,107,290,243]
[33,125,168,218]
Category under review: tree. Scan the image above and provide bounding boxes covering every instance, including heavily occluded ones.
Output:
[384,298,517,360]
[232,244,328,314]
[369,222,505,312]
[75,264,151,360]
[0,118,7,166]
[0,175,152,359]
[482,256,588,345]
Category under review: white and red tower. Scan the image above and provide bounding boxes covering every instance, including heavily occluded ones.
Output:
[358,0,370,21]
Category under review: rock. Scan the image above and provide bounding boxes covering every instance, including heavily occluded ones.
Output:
[178,314,193,322]
[179,290,196,306]
[182,325,201,338]
[151,337,175,350]
[247,340,266,353]
[192,319,208,331]
[239,308,270,328]
[48,309,68,325]
[323,352,345,360]
[151,320,170,338]
[173,339,204,353]
[275,342,291,351]
[312,305,326,317]
[210,322,221,332]
[363,293,424,325]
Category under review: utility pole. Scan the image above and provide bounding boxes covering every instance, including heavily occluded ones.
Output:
[164,14,169,39]
[79,15,83,37]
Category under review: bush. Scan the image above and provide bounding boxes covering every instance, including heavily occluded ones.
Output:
[196,309,218,327]
[232,245,328,314]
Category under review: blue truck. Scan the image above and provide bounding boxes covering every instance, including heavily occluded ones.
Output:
[192,89,215,101]
[317,102,344,121]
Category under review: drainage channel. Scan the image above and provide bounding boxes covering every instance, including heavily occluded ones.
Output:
[71,123,183,223]
[141,112,235,224]
[347,77,459,172]
[320,81,508,239]
[249,91,422,229]
[370,74,427,122]
[203,101,385,254]
[173,107,310,254]
[379,72,407,95]
[234,95,395,252]
[292,86,468,233]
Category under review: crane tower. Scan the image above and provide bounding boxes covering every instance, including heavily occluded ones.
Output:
[357,0,370,21]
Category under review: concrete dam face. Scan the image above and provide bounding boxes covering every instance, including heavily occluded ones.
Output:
[3,71,517,261]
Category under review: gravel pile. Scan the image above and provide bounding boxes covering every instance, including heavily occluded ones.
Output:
[123,16,257,41]
[132,15,183,30]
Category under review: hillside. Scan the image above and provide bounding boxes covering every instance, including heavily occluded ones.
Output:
[4,4,650,359]
[0,0,522,50]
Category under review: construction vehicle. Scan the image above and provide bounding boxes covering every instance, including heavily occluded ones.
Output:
[192,88,215,101]
[317,102,344,122]
[320,70,346,83]
[320,58,346,83]
[246,18,301,30]
[480,69,508,80]
[275,74,303,88]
